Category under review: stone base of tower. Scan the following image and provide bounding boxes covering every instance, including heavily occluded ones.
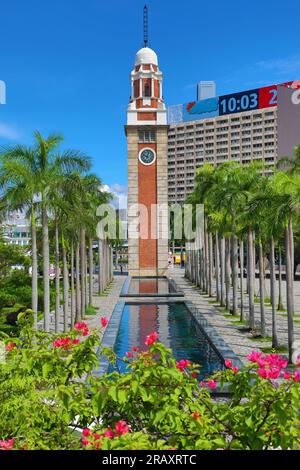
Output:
[128,237,169,277]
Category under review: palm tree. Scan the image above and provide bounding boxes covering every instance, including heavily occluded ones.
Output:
[1,133,91,331]
[278,144,300,174]
[33,132,90,331]
[0,148,39,328]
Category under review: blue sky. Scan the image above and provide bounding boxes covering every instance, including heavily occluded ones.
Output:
[1,0,300,198]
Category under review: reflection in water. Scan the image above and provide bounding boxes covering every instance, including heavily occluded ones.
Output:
[128,278,177,295]
[111,303,224,380]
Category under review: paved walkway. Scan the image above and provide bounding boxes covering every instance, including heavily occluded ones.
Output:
[170,267,300,364]
[39,275,126,334]
[84,275,126,335]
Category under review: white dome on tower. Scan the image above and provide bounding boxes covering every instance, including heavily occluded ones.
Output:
[135,47,158,66]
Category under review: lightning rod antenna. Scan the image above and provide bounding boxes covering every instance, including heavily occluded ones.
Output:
[143,4,148,47]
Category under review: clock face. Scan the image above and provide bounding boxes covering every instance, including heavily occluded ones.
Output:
[139,148,156,165]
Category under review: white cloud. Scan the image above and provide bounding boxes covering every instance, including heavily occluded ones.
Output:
[255,55,300,75]
[102,183,128,210]
[0,122,21,140]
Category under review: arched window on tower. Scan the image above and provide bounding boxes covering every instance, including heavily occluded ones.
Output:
[144,83,150,97]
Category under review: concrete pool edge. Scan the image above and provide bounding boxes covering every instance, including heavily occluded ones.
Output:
[93,299,243,380]
[120,276,185,298]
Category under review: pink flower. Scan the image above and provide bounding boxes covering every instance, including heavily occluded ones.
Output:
[257,358,267,368]
[132,346,139,352]
[74,322,89,336]
[94,440,102,449]
[82,438,89,446]
[82,428,91,437]
[257,368,269,379]
[104,429,114,439]
[247,351,262,363]
[0,438,14,450]
[283,371,291,380]
[93,433,101,441]
[277,358,288,369]
[74,322,87,330]
[101,317,108,328]
[176,359,190,371]
[206,380,217,390]
[5,342,16,352]
[53,337,72,350]
[200,381,205,388]
[232,366,239,374]
[126,351,133,358]
[72,339,79,345]
[294,370,300,382]
[269,367,281,380]
[225,359,233,369]
[145,331,158,346]
[114,420,129,436]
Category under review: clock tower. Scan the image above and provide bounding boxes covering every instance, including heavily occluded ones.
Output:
[125,9,169,277]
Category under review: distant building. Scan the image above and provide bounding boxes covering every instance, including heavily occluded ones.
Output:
[2,211,31,246]
[197,81,216,101]
[167,80,300,204]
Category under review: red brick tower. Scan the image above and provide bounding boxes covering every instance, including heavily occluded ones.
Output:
[125,11,169,276]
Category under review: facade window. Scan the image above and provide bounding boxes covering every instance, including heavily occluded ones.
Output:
[144,83,150,97]
[138,130,156,142]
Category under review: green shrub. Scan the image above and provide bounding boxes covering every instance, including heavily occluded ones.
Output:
[0,292,17,309]
[0,319,300,450]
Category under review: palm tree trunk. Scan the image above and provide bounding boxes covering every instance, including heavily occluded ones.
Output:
[70,240,75,328]
[62,239,69,332]
[55,222,60,333]
[208,232,213,297]
[204,224,209,293]
[200,247,205,291]
[290,220,295,279]
[270,236,279,348]
[215,232,220,302]
[85,247,88,310]
[103,240,107,290]
[75,241,81,323]
[31,207,38,329]
[220,237,225,307]
[98,238,103,294]
[286,221,295,363]
[288,220,295,315]
[277,245,284,311]
[258,240,266,337]
[239,240,244,321]
[80,226,86,319]
[110,245,113,281]
[225,237,231,311]
[248,230,255,330]
[42,200,50,332]
[89,237,93,306]
[231,235,238,315]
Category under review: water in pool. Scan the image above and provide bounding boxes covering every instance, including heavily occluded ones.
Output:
[111,303,224,380]
[127,277,177,295]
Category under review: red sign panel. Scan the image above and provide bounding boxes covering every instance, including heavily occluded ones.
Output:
[258,81,293,109]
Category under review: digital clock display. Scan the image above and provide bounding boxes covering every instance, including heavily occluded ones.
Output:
[219,89,259,115]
